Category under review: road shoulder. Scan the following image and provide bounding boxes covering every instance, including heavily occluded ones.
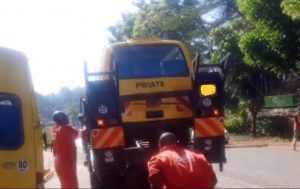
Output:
[227,135,291,148]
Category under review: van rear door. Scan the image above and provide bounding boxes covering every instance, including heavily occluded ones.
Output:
[0,93,39,188]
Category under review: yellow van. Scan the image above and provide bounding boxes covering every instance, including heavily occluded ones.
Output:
[0,47,44,188]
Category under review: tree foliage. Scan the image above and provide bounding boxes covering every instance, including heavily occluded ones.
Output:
[108,0,238,54]
[37,87,84,127]
[201,0,238,28]
[210,18,256,99]
[133,0,204,44]
[210,0,300,136]
[281,0,300,20]
[237,0,300,75]
[108,12,136,42]
[211,0,300,100]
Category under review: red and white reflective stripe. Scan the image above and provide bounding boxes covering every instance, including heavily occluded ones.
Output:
[194,117,225,137]
[123,101,132,116]
[91,127,125,149]
[175,96,193,113]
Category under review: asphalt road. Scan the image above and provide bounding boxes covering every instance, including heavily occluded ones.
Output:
[214,146,300,188]
[46,139,300,188]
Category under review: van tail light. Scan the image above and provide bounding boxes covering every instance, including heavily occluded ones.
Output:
[36,172,44,189]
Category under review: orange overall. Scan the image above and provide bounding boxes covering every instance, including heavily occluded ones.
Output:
[148,144,215,189]
[52,125,79,189]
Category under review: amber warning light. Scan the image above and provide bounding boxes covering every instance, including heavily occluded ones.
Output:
[200,84,217,96]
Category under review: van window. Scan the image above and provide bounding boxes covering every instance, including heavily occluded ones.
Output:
[113,44,189,79]
[0,93,24,150]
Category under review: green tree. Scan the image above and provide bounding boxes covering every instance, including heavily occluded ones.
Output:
[108,12,136,42]
[108,0,239,54]
[237,0,300,76]
[211,0,300,136]
[210,18,261,136]
[201,0,239,28]
[281,0,300,20]
[133,0,207,52]
[37,87,84,127]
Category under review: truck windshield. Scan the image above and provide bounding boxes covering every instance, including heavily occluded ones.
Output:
[0,93,23,150]
[113,44,189,79]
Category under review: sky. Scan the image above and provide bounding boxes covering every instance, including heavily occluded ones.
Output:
[0,0,136,94]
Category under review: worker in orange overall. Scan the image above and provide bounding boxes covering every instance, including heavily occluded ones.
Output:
[52,111,79,189]
[148,132,217,189]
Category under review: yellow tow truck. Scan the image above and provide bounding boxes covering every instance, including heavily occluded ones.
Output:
[80,38,229,188]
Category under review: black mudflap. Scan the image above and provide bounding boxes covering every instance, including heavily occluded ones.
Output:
[194,136,226,164]
[93,147,151,189]
[123,148,150,189]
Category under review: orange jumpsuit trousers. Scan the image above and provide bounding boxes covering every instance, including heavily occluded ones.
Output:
[52,124,79,189]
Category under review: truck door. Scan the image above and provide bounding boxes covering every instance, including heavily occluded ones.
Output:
[192,53,230,171]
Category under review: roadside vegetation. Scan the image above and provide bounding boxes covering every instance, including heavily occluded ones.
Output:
[37,87,84,127]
